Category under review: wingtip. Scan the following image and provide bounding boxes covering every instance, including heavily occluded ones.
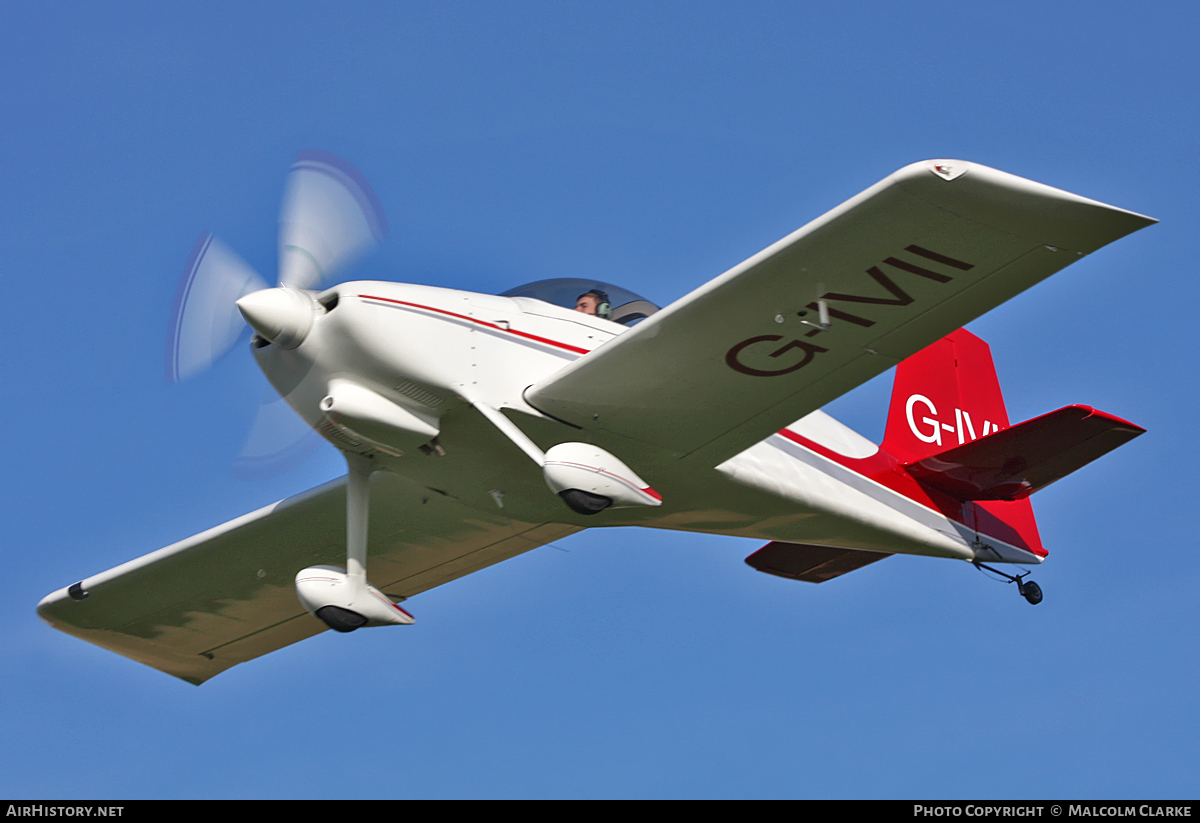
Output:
[893,159,1158,252]
[36,586,74,626]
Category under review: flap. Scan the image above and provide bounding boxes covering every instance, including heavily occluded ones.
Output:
[525,160,1154,467]
[905,405,1146,501]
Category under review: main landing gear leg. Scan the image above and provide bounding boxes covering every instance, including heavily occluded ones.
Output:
[973,561,1043,605]
[311,453,375,632]
[293,453,415,631]
[343,453,372,603]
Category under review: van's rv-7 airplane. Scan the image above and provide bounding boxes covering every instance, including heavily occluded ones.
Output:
[38,155,1154,684]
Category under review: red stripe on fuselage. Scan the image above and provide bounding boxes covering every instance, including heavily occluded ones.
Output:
[358,294,593,355]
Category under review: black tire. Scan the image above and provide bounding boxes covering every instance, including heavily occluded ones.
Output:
[558,489,613,515]
[315,605,369,632]
[1021,580,1043,605]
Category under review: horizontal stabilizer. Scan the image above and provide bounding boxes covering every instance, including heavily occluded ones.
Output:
[904,405,1145,501]
[745,542,891,583]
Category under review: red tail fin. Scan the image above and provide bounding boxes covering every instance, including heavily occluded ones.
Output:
[883,329,1046,558]
[883,329,1010,463]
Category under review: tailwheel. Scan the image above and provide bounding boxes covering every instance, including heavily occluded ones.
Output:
[973,561,1044,606]
[1017,578,1043,605]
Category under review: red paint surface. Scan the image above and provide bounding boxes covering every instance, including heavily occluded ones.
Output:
[780,329,1048,557]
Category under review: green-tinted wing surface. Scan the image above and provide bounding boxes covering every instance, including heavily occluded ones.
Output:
[39,474,577,684]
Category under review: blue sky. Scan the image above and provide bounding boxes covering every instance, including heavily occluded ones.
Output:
[4,1,1197,798]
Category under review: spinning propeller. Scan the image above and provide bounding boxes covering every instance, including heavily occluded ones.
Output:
[165,150,388,474]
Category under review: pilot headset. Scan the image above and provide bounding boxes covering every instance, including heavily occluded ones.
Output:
[582,288,612,319]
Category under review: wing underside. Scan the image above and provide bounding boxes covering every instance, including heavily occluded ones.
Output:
[525,160,1155,467]
[39,474,578,684]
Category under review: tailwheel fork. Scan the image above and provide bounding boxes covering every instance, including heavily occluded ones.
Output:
[973,561,1043,605]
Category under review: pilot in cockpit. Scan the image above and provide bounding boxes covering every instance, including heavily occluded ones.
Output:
[574,289,612,320]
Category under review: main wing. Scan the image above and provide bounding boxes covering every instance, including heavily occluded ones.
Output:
[39,474,578,684]
[525,160,1155,466]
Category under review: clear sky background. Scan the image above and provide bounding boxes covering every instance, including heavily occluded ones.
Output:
[4,1,1197,799]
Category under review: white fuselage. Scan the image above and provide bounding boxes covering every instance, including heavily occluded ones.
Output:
[251,281,1039,566]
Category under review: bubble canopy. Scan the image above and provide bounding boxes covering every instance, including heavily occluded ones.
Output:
[499,278,661,326]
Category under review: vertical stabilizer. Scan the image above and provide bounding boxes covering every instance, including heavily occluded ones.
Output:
[883,329,1045,558]
[883,329,1009,463]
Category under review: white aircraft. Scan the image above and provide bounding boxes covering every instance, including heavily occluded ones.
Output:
[38,154,1154,684]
